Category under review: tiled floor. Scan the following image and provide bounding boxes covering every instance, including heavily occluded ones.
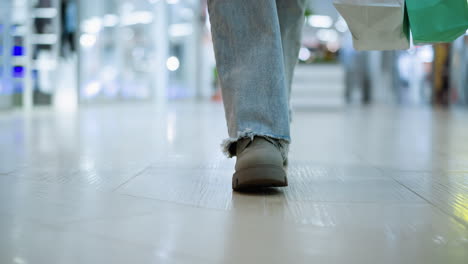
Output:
[0,100,467,263]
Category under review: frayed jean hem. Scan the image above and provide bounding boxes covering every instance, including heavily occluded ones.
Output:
[221,129,290,161]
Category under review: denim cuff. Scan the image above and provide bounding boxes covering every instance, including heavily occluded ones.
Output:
[221,129,290,162]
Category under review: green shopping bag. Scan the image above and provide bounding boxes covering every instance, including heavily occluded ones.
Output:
[406,0,468,44]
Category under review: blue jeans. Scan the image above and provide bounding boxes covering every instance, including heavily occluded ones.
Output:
[207,0,307,159]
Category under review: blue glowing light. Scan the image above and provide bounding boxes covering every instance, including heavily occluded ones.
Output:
[12,66,24,78]
[12,46,24,56]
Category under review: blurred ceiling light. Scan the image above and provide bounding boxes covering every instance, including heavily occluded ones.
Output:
[167,0,179,4]
[335,17,348,33]
[103,14,119,27]
[298,47,311,61]
[166,56,180,71]
[148,0,160,3]
[169,24,193,37]
[81,17,102,33]
[308,15,333,28]
[121,11,154,26]
[83,81,101,97]
[79,34,97,48]
[316,29,339,42]
[418,46,434,63]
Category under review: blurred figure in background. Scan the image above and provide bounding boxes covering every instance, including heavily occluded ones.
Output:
[207,0,308,190]
[60,0,77,57]
[433,43,452,106]
[341,31,371,104]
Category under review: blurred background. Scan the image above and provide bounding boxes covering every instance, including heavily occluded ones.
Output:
[0,0,467,112]
[1,2,468,262]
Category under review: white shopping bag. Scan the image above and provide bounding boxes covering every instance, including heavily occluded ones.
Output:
[333,0,410,50]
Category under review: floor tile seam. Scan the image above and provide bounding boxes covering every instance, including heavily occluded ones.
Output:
[52,223,162,251]
[369,164,468,173]
[282,199,429,205]
[56,210,163,226]
[0,173,100,192]
[146,166,234,171]
[47,204,468,239]
[0,169,19,176]
[287,177,410,183]
[112,166,152,192]
[391,178,468,228]
[118,192,233,212]
[375,167,468,175]
[0,174,160,204]
[140,170,398,179]
[48,203,427,230]
[119,191,430,208]
[0,172,452,205]
[70,225,228,263]
[0,211,67,230]
[375,167,468,229]
[346,151,370,167]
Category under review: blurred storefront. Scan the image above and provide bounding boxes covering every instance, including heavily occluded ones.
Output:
[1,0,211,111]
[1,0,467,111]
[78,0,207,104]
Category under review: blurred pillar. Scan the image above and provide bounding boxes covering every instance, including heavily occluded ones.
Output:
[153,0,169,106]
[184,0,204,99]
[23,0,34,112]
[0,0,13,109]
[76,0,82,102]
[194,0,207,99]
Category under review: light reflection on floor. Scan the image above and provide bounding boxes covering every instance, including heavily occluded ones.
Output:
[0,100,467,264]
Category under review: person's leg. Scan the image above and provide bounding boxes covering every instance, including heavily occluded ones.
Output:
[207,0,290,160]
[275,0,307,115]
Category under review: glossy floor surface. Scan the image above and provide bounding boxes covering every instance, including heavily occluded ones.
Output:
[1,81,468,263]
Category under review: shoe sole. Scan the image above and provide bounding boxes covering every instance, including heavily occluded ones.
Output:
[232,165,288,191]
